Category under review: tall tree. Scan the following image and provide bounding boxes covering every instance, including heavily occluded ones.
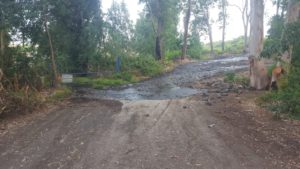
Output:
[134,12,156,56]
[284,0,300,61]
[230,0,250,52]
[104,0,133,58]
[181,0,192,60]
[140,0,180,60]
[249,0,269,90]
[219,0,228,52]
[192,0,216,57]
[48,0,102,72]
[207,11,214,57]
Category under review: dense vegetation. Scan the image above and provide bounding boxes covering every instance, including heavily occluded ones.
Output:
[0,0,226,116]
[259,0,300,118]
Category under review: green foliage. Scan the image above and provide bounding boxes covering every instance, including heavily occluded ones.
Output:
[203,36,245,57]
[261,16,285,58]
[224,72,235,82]
[122,56,164,77]
[0,89,43,116]
[224,72,249,86]
[103,1,133,59]
[138,0,181,59]
[165,50,181,60]
[113,72,133,82]
[74,77,129,89]
[261,20,300,118]
[133,13,156,56]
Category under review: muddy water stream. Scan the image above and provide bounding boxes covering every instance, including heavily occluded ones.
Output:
[74,56,249,100]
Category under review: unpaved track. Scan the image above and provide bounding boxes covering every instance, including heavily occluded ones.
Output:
[0,56,297,169]
[0,99,271,169]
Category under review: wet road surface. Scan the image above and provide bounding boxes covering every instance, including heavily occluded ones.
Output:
[1,56,284,169]
[76,56,249,100]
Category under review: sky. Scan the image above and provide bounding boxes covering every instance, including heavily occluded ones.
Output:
[102,0,276,43]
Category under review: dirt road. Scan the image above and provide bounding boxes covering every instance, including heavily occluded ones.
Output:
[1,56,300,169]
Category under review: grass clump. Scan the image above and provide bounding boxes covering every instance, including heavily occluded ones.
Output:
[48,86,72,102]
[74,72,136,89]
[224,72,249,86]
[91,78,128,89]
[123,56,164,77]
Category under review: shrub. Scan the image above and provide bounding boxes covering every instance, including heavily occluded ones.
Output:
[113,72,133,82]
[165,50,181,60]
[224,72,235,82]
[123,56,163,77]
[224,72,249,86]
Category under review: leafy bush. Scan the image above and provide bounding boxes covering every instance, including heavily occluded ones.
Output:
[113,72,133,82]
[165,50,181,60]
[122,56,163,77]
[260,21,300,118]
[0,89,43,117]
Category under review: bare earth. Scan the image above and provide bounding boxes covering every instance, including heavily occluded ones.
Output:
[0,58,300,169]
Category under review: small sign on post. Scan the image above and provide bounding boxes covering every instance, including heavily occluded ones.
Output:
[62,74,73,83]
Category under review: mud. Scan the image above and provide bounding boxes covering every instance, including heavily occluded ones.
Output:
[74,56,248,100]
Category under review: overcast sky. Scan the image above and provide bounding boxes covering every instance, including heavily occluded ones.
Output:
[102,0,276,42]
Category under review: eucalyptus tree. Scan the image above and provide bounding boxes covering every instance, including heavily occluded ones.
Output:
[0,0,22,72]
[249,0,269,90]
[218,0,228,52]
[193,0,217,57]
[139,0,180,60]
[229,0,250,52]
[181,0,192,60]
[104,0,133,58]
[133,12,156,56]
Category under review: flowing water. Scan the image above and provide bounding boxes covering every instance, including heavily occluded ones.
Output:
[74,56,249,100]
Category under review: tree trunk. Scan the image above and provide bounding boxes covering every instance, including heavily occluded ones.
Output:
[156,18,163,60]
[243,0,250,52]
[243,23,248,52]
[221,0,227,52]
[0,30,4,69]
[208,25,214,57]
[182,0,192,60]
[221,19,226,52]
[44,21,58,88]
[249,0,269,90]
[206,10,214,57]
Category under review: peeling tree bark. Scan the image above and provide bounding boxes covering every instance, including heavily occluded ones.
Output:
[249,0,269,90]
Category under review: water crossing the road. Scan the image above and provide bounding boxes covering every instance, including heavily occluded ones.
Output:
[74,56,249,100]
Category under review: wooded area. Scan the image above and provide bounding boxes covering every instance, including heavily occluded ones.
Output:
[0,0,300,117]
